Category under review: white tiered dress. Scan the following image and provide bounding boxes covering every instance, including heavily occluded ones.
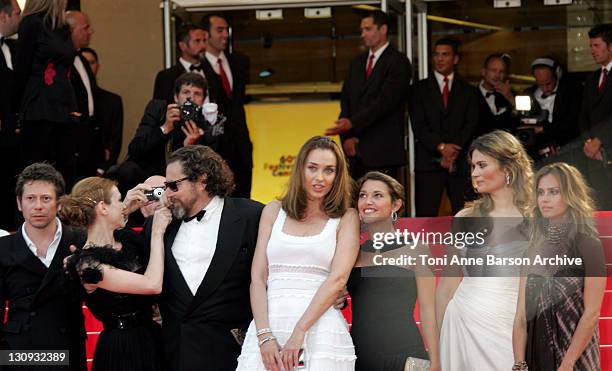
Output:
[236,208,356,370]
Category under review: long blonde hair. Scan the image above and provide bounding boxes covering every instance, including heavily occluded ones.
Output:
[466,130,534,217]
[530,162,597,247]
[281,136,352,220]
[22,0,67,30]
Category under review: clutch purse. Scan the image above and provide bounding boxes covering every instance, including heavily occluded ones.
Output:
[404,357,431,371]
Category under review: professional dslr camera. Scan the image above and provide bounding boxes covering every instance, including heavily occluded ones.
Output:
[513,95,548,147]
[177,99,225,136]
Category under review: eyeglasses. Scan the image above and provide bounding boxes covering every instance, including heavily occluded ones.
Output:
[164,177,189,192]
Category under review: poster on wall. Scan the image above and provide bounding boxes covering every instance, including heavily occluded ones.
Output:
[245,101,340,204]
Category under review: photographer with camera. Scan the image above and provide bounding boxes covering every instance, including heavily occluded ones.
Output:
[116,72,219,201]
[520,57,582,164]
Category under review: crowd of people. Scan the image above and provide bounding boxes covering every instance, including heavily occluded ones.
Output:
[0,0,609,370]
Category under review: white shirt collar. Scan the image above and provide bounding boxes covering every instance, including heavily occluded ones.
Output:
[183,195,223,224]
[602,60,612,73]
[434,70,454,91]
[21,218,63,267]
[205,51,226,67]
[369,42,389,60]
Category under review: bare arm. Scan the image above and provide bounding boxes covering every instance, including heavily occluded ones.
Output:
[512,276,528,365]
[558,276,605,369]
[281,209,360,369]
[416,272,440,370]
[86,207,171,295]
[250,202,283,371]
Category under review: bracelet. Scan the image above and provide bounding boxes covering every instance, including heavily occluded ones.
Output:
[258,336,276,347]
[256,328,272,336]
[512,361,528,370]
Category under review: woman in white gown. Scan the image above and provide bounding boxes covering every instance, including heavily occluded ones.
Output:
[236,136,359,371]
[436,130,534,370]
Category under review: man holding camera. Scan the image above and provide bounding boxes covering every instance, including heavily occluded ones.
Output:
[117,72,218,198]
[521,57,582,164]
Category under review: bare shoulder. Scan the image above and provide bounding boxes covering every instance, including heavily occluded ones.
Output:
[339,208,359,226]
[455,207,474,218]
[261,201,282,222]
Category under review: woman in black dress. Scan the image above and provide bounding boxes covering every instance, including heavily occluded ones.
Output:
[60,177,171,371]
[13,0,80,186]
[348,172,440,371]
[513,163,606,371]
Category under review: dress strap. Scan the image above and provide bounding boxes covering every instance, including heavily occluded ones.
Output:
[270,207,287,236]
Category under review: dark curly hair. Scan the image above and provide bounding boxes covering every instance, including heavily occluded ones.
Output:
[167,145,235,197]
[16,162,66,201]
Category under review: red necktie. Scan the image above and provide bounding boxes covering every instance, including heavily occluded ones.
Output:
[365,54,375,80]
[217,58,232,98]
[442,76,450,109]
[598,68,608,93]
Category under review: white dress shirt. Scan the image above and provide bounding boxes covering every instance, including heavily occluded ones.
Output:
[73,55,94,116]
[172,196,224,295]
[599,60,612,86]
[205,51,233,90]
[179,57,205,78]
[366,41,389,72]
[434,70,454,93]
[21,218,63,268]
[0,33,13,70]
[479,80,507,115]
[534,80,559,123]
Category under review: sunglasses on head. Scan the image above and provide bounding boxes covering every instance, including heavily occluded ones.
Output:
[164,176,189,192]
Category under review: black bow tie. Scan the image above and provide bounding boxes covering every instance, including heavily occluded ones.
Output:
[183,209,206,222]
[0,37,5,46]
[485,91,496,98]
[190,64,203,72]
[541,92,556,99]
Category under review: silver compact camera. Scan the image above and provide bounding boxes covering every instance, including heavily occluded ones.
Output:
[144,187,164,201]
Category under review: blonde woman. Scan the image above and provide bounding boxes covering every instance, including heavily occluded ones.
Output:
[61,177,171,371]
[236,136,358,371]
[513,163,605,371]
[436,130,534,370]
[13,0,80,186]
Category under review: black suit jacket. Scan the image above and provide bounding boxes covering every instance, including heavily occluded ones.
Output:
[143,197,263,371]
[95,87,123,171]
[410,75,480,174]
[153,64,187,104]
[475,88,515,137]
[0,38,17,137]
[70,51,103,176]
[127,99,218,178]
[202,53,253,198]
[579,68,612,152]
[340,46,412,168]
[525,76,582,149]
[0,224,87,371]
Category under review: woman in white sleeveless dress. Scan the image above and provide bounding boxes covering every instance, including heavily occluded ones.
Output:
[236,136,358,371]
[436,131,534,370]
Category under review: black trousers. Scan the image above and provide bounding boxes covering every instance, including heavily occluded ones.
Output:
[21,120,79,190]
[415,170,469,217]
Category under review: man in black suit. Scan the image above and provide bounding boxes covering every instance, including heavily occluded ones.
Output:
[201,14,253,198]
[143,145,263,371]
[0,163,86,371]
[0,0,21,230]
[410,38,479,216]
[118,72,217,198]
[475,53,515,137]
[80,47,123,175]
[66,10,102,181]
[326,10,412,180]
[153,24,207,104]
[523,57,582,163]
[579,24,612,210]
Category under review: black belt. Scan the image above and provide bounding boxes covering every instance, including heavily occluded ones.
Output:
[102,311,151,330]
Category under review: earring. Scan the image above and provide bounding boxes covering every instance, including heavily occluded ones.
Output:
[391,211,398,222]
[505,173,511,186]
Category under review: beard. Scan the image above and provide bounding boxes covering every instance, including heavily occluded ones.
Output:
[170,204,187,220]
